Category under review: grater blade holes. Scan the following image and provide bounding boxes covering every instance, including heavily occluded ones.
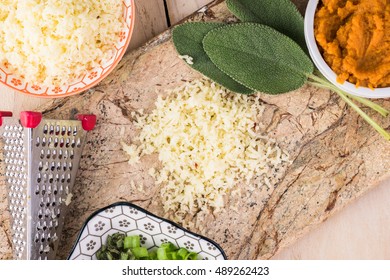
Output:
[49,125,54,135]
[61,126,66,136]
[59,138,64,148]
[55,125,60,135]
[67,127,72,136]
[43,125,48,134]
[49,174,53,184]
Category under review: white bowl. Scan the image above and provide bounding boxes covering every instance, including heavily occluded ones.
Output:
[304,0,390,99]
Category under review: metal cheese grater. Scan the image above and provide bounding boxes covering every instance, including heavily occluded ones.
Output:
[0,111,96,260]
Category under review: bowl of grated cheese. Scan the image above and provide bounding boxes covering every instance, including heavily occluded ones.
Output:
[0,0,135,98]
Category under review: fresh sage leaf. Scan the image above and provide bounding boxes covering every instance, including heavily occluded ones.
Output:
[203,23,314,94]
[172,22,253,94]
[226,0,307,53]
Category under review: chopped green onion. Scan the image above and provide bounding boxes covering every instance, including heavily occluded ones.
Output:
[120,252,129,260]
[124,235,140,249]
[157,247,169,260]
[96,234,200,260]
[167,252,180,260]
[131,247,149,259]
[160,242,177,252]
[185,252,198,260]
[177,248,189,259]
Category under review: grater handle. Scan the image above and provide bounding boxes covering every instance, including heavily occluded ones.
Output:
[76,114,97,131]
[0,111,13,127]
[20,111,42,128]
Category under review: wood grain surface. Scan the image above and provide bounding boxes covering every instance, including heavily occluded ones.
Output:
[274,178,390,259]
[166,0,213,24]
[1,0,390,260]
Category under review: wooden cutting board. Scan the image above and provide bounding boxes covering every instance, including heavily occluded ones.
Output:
[1,0,389,259]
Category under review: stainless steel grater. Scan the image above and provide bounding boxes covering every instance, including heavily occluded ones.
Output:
[0,111,96,260]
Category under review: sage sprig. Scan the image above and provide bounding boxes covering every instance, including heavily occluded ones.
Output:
[172,22,253,94]
[203,23,313,94]
[172,0,390,140]
[226,0,307,52]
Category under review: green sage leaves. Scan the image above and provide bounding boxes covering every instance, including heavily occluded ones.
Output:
[203,23,314,94]
[226,0,307,52]
[172,0,311,95]
[172,22,253,94]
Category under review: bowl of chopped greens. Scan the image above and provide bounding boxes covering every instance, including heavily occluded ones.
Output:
[68,202,227,260]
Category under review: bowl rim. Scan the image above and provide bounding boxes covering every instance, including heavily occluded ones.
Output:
[0,0,136,99]
[67,201,228,260]
[304,0,390,99]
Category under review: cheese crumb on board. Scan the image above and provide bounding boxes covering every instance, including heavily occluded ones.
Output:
[121,141,140,165]
[64,193,73,206]
[123,79,290,222]
[178,55,194,65]
[0,0,123,86]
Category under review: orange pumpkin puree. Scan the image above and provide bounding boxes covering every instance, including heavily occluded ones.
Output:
[314,0,390,88]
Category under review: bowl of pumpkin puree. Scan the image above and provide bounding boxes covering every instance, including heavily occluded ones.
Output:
[304,0,390,98]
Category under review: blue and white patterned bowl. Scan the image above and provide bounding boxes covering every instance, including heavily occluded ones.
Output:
[68,202,227,260]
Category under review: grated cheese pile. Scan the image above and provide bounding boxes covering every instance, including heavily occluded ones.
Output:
[0,0,123,86]
[123,80,290,221]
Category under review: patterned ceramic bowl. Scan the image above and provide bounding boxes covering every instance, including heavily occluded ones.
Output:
[0,0,135,98]
[68,202,227,260]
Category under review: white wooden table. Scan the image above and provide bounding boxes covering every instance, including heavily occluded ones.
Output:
[1,0,389,260]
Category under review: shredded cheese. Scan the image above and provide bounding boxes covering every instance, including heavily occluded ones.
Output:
[124,80,290,222]
[0,0,123,86]
[178,55,194,65]
[64,193,73,206]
